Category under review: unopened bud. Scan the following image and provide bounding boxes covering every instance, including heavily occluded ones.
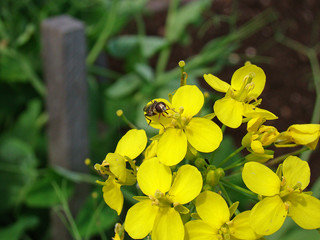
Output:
[116,109,123,117]
[84,158,91,166]
[91,191,98,199]
[194,158,207,169]
[178,60,185,68]
[206,169,219,187]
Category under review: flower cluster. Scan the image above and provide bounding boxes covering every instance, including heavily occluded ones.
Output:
[95,62,320,240]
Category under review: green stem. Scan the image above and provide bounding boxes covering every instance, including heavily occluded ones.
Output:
[223,157,246,171]
[218,182,233,207]
[155,0,180,77]
[86,0,119,65]
[221,179,258,201]
[217,146,245,167]
[266,147,309,166]
[84,200,106,240]
[52,181,82,240]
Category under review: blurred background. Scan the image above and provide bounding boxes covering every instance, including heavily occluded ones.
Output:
[1,0,320,239]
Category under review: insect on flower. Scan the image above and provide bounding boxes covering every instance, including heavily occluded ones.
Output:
[143,100,172,125]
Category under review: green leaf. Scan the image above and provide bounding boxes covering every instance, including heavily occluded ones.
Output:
[24,169,75,208]
[0,138,37,212]
[11,99,43,145]
[134,63,154,83]
[141,36,167,58]
[0,216,38,240]
[107,36,138,58]
[76,189,118,238]
[0,53,28,82]
[166,0,211,43]
[105,73,141,99]
[108,35,167,59]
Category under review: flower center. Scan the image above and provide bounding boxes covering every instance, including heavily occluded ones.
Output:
[233,72,256,102]
[149,190,173,208]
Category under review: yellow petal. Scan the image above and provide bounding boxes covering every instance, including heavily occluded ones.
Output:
[168,165,202,204]
[243,105,278,120]
[115,129,147,159]
[242,162,281,196]
[287,192,320,229]
[144,140,158,160]
[157,128,187,166]
[151,207,184,240]
[229,210,261,240]
[251,140,264,154]
[282,156,310,191]
[107,153,126,183]
[203,73,230,93]
[137,157,172,196]
[287,124,320,149]
[247,117,264,132]
[196,191,230,230]
[185,220,218,240]
[231,64,266,99]
[214,97,244,128]
[102,177,123,215]
[124,200,158,239]
[250,195,287,235]
[172,85,204,118]
[185,117,223,153]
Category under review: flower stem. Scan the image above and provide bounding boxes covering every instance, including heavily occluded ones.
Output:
[219,182,233,207]
[223,157,246,171]
[217,146,245,168]
[221,179,258,201]
[266,147,309,166]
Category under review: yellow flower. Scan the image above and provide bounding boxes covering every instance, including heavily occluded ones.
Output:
[124,158,202,240]
[146,85,223,166]
[185,191,261,240]
[204,63,277,128]
[242,156,320,235]
[96,129,147,215]
[276,124,320,150]
[242,117,279,154]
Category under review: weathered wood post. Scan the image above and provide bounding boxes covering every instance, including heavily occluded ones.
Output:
[41,15,89,239]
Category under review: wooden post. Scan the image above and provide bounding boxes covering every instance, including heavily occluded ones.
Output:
[41,15,89,239]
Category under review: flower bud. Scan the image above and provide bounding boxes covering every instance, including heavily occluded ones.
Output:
[178,60,185,68]
[206,169,219,187]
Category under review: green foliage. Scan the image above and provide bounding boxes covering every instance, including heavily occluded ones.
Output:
[24,170,75,208]
[0,138,37,212]
[75,190,118,238]
[0,216,38,240]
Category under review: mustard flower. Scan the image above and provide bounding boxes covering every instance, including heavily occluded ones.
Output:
[124,157,202,240]
[145,85,223,166]
[185,191,261,240]
[96,129,147,215]
[276,124,320,150]
[242,156,320,235]
[203,63,277,128]
[242,117,279,154]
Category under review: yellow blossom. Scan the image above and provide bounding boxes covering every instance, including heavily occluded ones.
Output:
[242,117,279,155]
[185,191,261,240]
[145,85,223,166]
[276,124,320,150]
[204,63,277,128]
[96,129,147,215]
[124,157,202,240]
[242,156,320,235]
